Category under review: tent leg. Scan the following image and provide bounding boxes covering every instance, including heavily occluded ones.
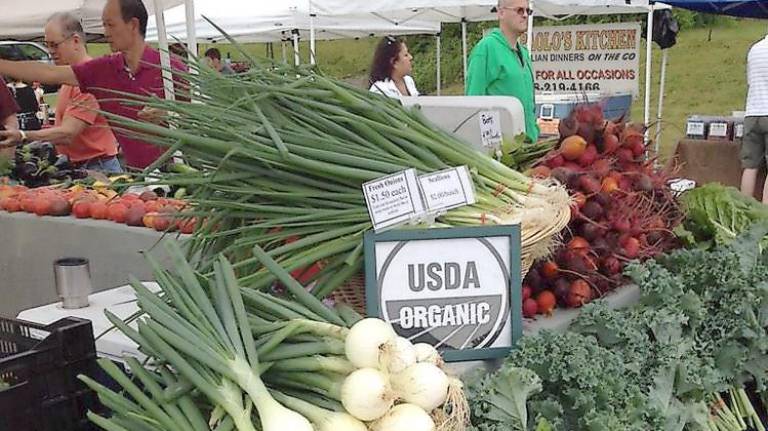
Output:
[152,0,174,101]
[184,0,197,64]
[526,0,534,51]
[309,7,317,65]
[282,40,288,64]
[461,19,468,82]
[654,49,669,155]
[436,32,442,96]
[643,6,654,144]
[292,29,300,66]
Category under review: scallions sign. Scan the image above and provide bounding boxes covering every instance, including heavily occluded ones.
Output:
[364,226,522,362]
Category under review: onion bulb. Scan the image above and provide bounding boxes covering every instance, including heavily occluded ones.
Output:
[345,318,396,369]
[413,343,443,367]
[391,363,449,411]
[370,403,435,431]
[380,337,417,374]
[341,368,395,421]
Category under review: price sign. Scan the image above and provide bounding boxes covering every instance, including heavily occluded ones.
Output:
[418,166,476,213]
[478,110,503,149]
[362,169,425,232]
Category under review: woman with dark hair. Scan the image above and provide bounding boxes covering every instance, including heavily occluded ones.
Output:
[369,36,419,98]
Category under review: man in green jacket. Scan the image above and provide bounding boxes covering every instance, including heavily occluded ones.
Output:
[466,0,539,142]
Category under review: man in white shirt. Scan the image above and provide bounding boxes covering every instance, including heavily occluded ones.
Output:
[741,35,768,203]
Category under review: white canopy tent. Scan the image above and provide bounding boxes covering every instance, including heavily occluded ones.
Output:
[310,0,668,147]
[0,0,185,39]
[145,0,441,67]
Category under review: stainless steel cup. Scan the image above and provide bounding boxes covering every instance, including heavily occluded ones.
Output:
[53,258,92,309]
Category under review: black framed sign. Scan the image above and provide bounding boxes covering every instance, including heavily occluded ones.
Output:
[364,225,522,362]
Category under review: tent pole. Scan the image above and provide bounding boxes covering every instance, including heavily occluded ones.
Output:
[461,18,468,82]
[309,0,317,65]
[282,39,288,64]
[643,5,654,144]
[184,0,197,64]
[152,0,174,101]
[654,49,669,155]
[292,29,300,66]
[527,0,534,51]
[436,31,442,95]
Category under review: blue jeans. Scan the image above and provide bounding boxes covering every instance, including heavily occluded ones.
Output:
[80,156,123,173]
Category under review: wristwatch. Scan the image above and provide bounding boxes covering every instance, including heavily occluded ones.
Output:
[18,130,27,143]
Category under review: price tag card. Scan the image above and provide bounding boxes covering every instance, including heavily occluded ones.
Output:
[686,121,705,137]
[479,110,503,148]
[418,166,477,213]
[363,169,425,232]
[708,122,728,138]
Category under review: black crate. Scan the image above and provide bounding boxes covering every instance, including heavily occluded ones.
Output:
[0,316,102,431]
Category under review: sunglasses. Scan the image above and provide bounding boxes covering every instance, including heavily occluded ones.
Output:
[502,6,534,16]
[44,34,75,50]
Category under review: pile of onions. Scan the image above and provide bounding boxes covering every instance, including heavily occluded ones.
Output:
[340,318,468,431]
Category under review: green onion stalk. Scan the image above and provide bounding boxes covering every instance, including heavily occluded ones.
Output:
[83,241,362,431]
[102,31,569,293]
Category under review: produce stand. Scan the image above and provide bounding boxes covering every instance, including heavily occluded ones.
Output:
[672,138,765,200]
[0,211,181,316]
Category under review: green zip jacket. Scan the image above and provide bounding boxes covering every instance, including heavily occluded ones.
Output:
[466,28,539,142]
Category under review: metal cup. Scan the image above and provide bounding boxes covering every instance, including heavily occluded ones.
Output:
[53,258,92,309]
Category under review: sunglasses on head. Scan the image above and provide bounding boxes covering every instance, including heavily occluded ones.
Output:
[385,35,397,45]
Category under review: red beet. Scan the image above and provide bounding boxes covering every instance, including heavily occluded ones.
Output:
[612,217,631,233]
[567,280,592,308]
[558,117,580,138]
[581,201,604,220]
[578,175,602,194]
[546,154,565,169]
[553,278,571,304]
[635,174,653,192]
[578,145,598,167]
[523,298,539,318]
[522,285,532,300]
[591,158,612,178]
[616,148,634,163]
[579,222,604,242]
[602,133,620,154]
[621,237,641,259]
[600,256,622,276]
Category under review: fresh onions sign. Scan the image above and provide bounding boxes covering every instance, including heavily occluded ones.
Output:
[524,22,641,97]
[364,226,522,362]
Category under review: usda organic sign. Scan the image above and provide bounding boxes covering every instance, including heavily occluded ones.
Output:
[364,226,522,362]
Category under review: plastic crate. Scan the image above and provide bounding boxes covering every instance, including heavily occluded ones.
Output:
[0,316,102,431]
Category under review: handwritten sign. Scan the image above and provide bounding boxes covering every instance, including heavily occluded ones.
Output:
[479,110,503,149]
[362,169,425,232]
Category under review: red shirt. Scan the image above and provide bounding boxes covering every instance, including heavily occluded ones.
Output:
[0,77,20,123]
[54,85,118,163]
[72,45,186,169]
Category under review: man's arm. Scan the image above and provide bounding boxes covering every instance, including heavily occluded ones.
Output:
[465,46,492,96]
[2,114,18,132]
[0,60,78,86]
[0,115,88,147]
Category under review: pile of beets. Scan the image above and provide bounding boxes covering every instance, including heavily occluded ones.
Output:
[522,103,683,318]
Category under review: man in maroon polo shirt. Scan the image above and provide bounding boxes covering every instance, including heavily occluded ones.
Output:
[0,0,186,170]
[0,77,20,133]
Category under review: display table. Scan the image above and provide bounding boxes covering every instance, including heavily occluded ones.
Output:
[0,211,184,316]
[18,281,640,375]
[672,139,765,200]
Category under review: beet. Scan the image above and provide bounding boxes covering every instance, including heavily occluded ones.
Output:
[578,175,601,194]
[580,222,604,242]
[558,117,580,138]
[647,230,664,245]
[523,298,538,318]
[592,192,613,209]
[551,167,572,185]
[611,217,631,233]
[578,145,598,167]
[567,280,592,308]
[553,278,571,305]
[525,268,545,292]
[602,133,620,154]
[635,174,653,192]
[600,256,622,276]
[546,154,565,169]
[577,122,596,142]
[616,148,634,163]
[581,201,604,220]
[592,237,609,253]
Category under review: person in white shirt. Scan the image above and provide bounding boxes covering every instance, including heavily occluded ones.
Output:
[369,36,419,98]
[741,35,768,203]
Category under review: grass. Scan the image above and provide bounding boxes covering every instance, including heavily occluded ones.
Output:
[75,18,764,161]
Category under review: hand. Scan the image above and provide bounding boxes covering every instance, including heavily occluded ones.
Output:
[137,106,167,124]
[0,129,22,147]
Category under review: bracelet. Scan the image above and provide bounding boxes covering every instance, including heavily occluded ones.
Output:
[19,130,27,143]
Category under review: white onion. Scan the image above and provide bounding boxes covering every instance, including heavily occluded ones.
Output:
[314,411,368,431]
[380,337,417,374]
[370,403,435,431]
[390,363,449,411]
[413,343,444,367]
[341,368,395,421]
[260,398,314,431]
[345,318,396,369]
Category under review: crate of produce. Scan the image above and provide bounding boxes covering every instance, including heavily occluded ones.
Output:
[0,316,101,431]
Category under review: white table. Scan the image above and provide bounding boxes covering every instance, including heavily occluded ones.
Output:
[17,282,159,363]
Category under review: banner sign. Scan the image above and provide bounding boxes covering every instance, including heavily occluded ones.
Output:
[364,226,523,362]
[523,22,641,97]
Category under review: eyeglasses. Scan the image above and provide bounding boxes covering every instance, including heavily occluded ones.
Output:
[501,6,534,16]
[44,34,74,50]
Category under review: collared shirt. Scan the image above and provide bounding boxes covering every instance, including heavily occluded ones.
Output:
[0,77,20,123]
[747,36,768,117]
[72,45,186,169]
[54,84,119,163]
[369,76,420,99]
